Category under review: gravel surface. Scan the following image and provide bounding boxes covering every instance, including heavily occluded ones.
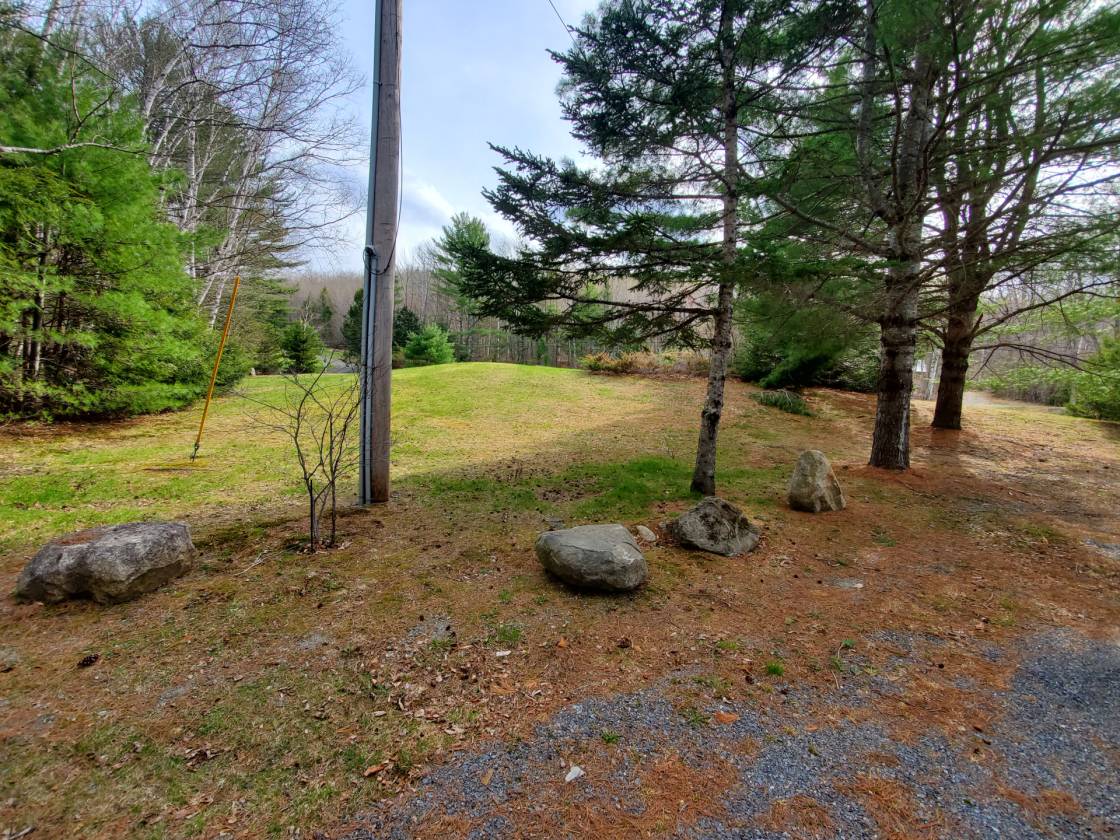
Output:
[338,630,1118,839]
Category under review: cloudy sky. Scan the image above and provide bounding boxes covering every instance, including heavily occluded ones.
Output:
[321,0,600,272]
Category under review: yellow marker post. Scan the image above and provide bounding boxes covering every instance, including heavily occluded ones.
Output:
[191,275,241,460]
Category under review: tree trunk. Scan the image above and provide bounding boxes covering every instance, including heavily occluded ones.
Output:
[932,331,971,429]
[932,277,984,429]
[691,281,735,494]
[690,2,737,496]
[308,484,319,548]
[869,293,917,469]
[328,481,337,546]
[864,25,938,469]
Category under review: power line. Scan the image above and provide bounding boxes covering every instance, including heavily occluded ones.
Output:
[545,0,578,46]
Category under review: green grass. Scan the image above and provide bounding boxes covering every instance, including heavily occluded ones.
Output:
[0,364,675,554]
[0,365,802,556]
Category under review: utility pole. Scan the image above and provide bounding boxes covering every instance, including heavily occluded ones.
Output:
[359,0,401,504]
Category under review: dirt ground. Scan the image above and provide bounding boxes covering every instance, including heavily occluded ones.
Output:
[1,369,1117,839]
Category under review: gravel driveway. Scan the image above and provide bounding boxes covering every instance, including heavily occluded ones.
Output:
[337,629,1118,839]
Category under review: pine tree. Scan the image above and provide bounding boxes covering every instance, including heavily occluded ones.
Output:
[449,0,847,494]
[404,325,454,366]
[0,24,222,417]
[342,289,363,359]
[393,306,422,349]
[280,322,325,373]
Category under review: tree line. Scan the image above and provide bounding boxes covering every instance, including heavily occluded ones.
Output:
[0,0,358,418]
[446,0,1120,488]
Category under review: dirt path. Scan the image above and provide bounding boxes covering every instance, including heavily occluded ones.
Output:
[957,390,1062,411]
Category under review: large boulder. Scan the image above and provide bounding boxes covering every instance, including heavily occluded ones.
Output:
[667,497,759,556]
[788,450,846,513]
[535,524,647,592]
[15,521,194,604]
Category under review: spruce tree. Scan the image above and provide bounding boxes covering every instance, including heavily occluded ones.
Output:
[450,0,846,494]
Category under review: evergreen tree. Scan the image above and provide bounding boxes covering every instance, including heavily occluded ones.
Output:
[922,0,1120,429]
[404,324,455,366]
[433,213,489,336]
[341,289,363,359]
[733,293,879,392]
[449,0,846,493]
[342,290,421,360]
[0,24,223,417]
[280,322,325,373]
[393,306,422,349]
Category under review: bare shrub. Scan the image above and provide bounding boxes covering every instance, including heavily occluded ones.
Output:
[246,357,360,549]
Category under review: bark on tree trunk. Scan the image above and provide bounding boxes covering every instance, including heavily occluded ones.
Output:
[691,281,735,494]
[932,346,969,429]
[869,295,917,469]
[932,285,983,430]
[308,484,319,549]
[863,28,938,469]
[690,2,738,496]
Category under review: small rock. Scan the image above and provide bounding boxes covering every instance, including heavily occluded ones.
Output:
[406,615,455,645]
[535,525,647,592]
[634,525,657,544]
[0,648,20,672]
[833,578,864,590]
[666,497,760,557]
[564,764,585,783]
[158,685,190,706]
[297,632,331,651]
[1085,539,1120,561]
[788,451,846,513]
[15,521,194,604]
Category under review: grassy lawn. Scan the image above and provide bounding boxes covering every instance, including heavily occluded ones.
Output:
[0,364,695,555]
[1,363,1118,838]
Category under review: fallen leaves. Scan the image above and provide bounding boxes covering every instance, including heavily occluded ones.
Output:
[713,711,740,725]
[362,762,389,778]
[184,747,222,770]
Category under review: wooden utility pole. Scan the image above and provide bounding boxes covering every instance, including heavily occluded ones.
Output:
[359,0,401,504]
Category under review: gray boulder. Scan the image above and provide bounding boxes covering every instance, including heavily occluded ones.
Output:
[788,450,846,513]
[16,521,194,604]
[667,497,759,556]
[535,524,647,592]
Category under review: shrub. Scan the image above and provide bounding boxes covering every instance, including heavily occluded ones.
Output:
[752,389,811,416]
[1068,339,1120,421]
[581,352,638,373]
[581,350,707,375]
[404,324,455,365]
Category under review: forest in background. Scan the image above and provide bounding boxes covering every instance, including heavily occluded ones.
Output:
[0,0,359,418]
[2,0,1119,430]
